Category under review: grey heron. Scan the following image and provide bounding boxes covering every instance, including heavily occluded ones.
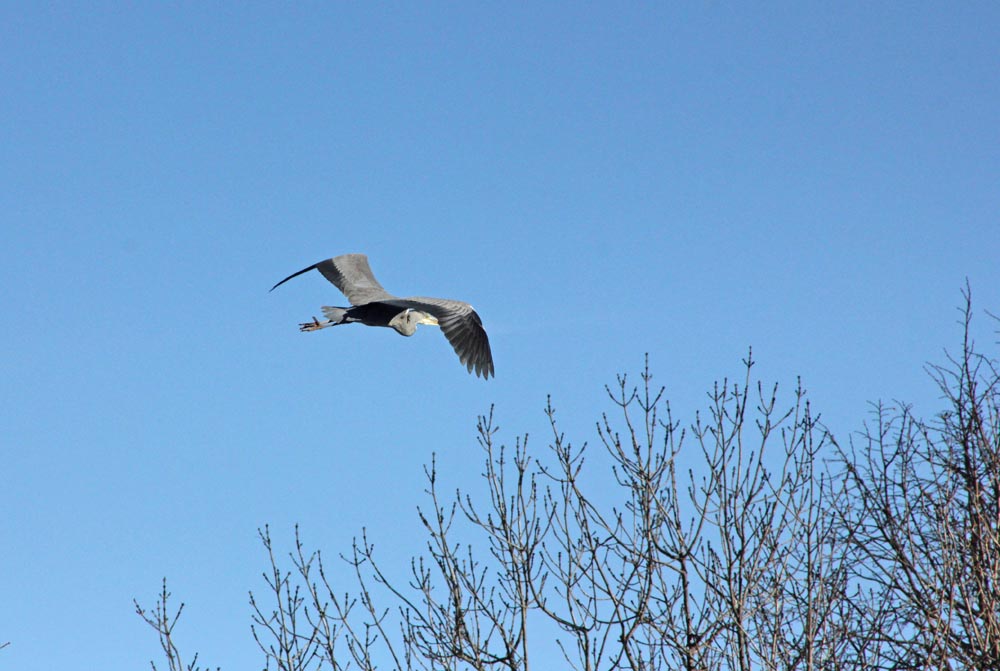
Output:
[271,254,494,379]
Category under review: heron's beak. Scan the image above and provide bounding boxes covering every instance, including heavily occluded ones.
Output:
[419,314,440,326]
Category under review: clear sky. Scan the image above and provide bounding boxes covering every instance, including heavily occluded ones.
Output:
[2,3,998,668]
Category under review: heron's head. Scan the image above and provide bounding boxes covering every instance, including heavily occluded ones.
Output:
[390,309,438,336]
[406,309,439,329]
[415,312,439,327]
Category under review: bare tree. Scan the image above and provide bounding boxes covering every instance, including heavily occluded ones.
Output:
[838,287,1000,671]
[240,354,845,671]
[138,291,1000,671]
[135,578,219,671]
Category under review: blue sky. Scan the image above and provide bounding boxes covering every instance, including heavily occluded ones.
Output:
[2,3,998,668]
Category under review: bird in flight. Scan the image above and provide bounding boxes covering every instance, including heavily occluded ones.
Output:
[271,254,494,379]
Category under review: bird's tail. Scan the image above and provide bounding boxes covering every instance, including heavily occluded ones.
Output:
[321,306,350,324]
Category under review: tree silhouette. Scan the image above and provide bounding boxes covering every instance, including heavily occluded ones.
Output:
[136,291,1000,671]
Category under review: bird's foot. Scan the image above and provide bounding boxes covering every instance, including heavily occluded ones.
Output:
[299,317,329,332]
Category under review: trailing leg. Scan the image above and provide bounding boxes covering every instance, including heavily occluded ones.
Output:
[299,306,351,332]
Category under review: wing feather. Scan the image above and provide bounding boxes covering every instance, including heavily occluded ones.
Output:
[391,297,495,378]
[270,254,395,305]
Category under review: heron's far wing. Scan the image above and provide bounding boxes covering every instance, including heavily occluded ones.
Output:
[270,254,395,305]
[318,255,395,304]
[398,297,495,379]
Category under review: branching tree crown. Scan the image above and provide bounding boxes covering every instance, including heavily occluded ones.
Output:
[136,292,1000,671]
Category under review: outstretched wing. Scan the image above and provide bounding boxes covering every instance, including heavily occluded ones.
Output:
[392,297,495,379]
[270,254,395,305]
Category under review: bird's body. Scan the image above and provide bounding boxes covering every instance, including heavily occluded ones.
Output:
[271,254,494,378]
